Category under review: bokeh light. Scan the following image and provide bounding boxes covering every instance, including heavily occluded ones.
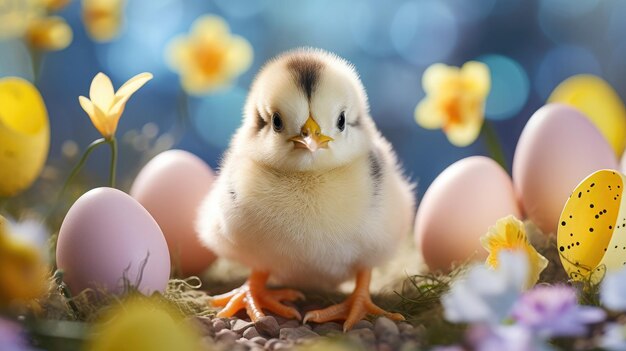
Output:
[534,45,602,100]
[191,87,247,149]
[390,0,458,66]
[478,55,529,120]
[446,0,496,23]
[539,0,600,18]
[214,0,266,19]
[349,2,400,57]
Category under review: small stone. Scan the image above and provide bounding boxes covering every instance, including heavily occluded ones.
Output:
[377,343,394,351]
[271,340,295,350]
[374,317,399,337]
[353,320,374,330]
[347,328,376,345]
[398,322,414,333]
[250,336,268,346]
[215,329,238,344]
[265,339,281,350]
[279,327,319,341]
[243,326,260,339]
[232,319,254,333]
[256,316,281,338]
[212,319,227,332]
[281,320,300,328]
[313,322,343,335]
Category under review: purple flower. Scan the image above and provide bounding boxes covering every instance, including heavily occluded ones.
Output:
[467,325,553,351]
[0,318,30,351]
[511,285,606,338]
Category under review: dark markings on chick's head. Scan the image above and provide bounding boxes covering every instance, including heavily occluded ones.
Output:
[347,115,361,128]
[369,149,383,196]
[256,110,267,132]
[286,55,324,101]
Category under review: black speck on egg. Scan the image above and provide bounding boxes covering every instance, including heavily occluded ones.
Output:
[610,226,613,229]
[596,215,600,219]
[590,228,594,232]
[590,204,595,208]
[578,192,582,198]
[576,242,580,246]
[604,209,608,213]
[561,221,567,226]
[591,183,596,187]
[559,246,565,252]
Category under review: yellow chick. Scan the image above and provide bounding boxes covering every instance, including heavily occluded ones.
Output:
[197,48,415,331]
[0,216,49,309]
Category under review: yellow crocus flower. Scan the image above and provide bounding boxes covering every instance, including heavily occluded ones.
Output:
[78,72,153,139]
[25,15,73,51]
[480,215,549,289]
[81,0,124,42]
[415,61,490,147]
[166,15,253,95]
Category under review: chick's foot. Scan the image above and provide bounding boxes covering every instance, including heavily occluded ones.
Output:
[210,271,304,321]
[303,269,404,332]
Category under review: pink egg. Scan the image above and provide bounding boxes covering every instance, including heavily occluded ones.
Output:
[56,188,170,295]
[130,150,216,276]
[415,156,521,271]
[513,104,618,235]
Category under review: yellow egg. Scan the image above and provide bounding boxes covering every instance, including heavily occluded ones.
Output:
[0,77,49,197]
[548,75,626,157]
[557,169,626,283]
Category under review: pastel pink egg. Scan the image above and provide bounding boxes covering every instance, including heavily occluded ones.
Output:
[56,187,170,295]
[513,104,618,235]
[130,150,216,276]
[415,156,521,271]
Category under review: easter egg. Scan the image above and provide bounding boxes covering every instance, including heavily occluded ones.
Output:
[56,188,170,295]
[415,156,521,271]
[557,170,626,283]
[549,75,626,157]
[130,150,217,276]
[0,77,49,197]
[513,104,618,235]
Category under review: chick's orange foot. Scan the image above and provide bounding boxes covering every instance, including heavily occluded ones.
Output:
[303,269,404,332]
[210,271,304,321]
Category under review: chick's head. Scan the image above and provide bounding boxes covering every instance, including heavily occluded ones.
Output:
[236,48,374,172]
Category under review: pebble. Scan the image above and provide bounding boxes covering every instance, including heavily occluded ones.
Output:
[212,319,228,332]
[232,319,254,333]
[255,316,281,338]
[374,317,400,337]
[347,328,376,345]
[243,326,260,339]
[215,329,237,344]
[313,322,343,335]
[250,336,268,346]
[353,319,374,330]
[280,320,300,328]
[279,327,319,341]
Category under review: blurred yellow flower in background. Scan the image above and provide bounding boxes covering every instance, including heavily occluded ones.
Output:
[41,0,71,12]
[0,216,49,309]
[79,72,153,139]
[166,15,253,95]
[0,77,50,197]
[86,298,204,351]
[25,15,73,51]
[415,61,490,147]
[480,215,548,289]
[0,0,41,40]
[82,0,124,42]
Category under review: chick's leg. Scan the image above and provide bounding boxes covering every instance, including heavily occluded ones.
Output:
[210,271,304,321]
[303,269,404,332]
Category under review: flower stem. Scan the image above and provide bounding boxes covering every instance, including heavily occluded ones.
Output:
[108,137,117,188]
[481,121,508,170]
[56,138,107,201]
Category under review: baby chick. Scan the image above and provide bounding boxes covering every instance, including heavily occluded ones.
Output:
[197,48,415,331]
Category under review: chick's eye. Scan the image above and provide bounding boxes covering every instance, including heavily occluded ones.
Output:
[337,111,346,132]
[272,113,283,132]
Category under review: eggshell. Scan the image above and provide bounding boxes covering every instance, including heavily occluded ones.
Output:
[0,77,49,197]
[56,188,171,295]
[130,150,216,276]
[513,104,618,235]
[557,169,626,283]
[415,156,521,271]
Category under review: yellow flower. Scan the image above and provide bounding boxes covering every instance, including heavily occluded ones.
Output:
[0,216,49,308]
[79,72,153,139]
[25,15,73,51]
[415,61,490,147]
[166,15,253,95]
[81,0,124,42]
[0,0,41,40]
[480,215,548,289]
[40,0,71,12]
[86,298,203,351]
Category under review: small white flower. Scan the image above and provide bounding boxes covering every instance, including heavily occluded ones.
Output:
[5,217,50,261]
[601,323,626,351]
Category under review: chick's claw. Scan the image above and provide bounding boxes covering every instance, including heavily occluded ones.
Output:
[210,271,304,322]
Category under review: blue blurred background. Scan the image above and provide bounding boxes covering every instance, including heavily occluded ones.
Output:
[2,0,624,196]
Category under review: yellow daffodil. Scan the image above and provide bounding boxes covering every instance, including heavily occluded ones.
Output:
[415,61,490,147]
[79,72,153,139]
[81,0,124,42]
[0,0,41,40]
[0,216,49,309]
[25,15,73,51]
[86,298,203,351]
[480,215,548,289]
[41,0,71,12]
[166,15,253,95]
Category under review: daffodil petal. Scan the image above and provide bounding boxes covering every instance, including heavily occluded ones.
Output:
[445,116,483,147]
[79,95,113,138]
[109,72,152,116]
[165,37,191,71]
[423,63,457,94]
[462,61,490,97]
[225,36,253,74]
[415,98,445,129]
[89,72,115,112]
[192,15,229,43]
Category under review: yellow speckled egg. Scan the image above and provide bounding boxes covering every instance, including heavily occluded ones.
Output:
[557,169,626,283]
[0,77,49,197]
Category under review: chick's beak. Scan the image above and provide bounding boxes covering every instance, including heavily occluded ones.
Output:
[288,115,334,152]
